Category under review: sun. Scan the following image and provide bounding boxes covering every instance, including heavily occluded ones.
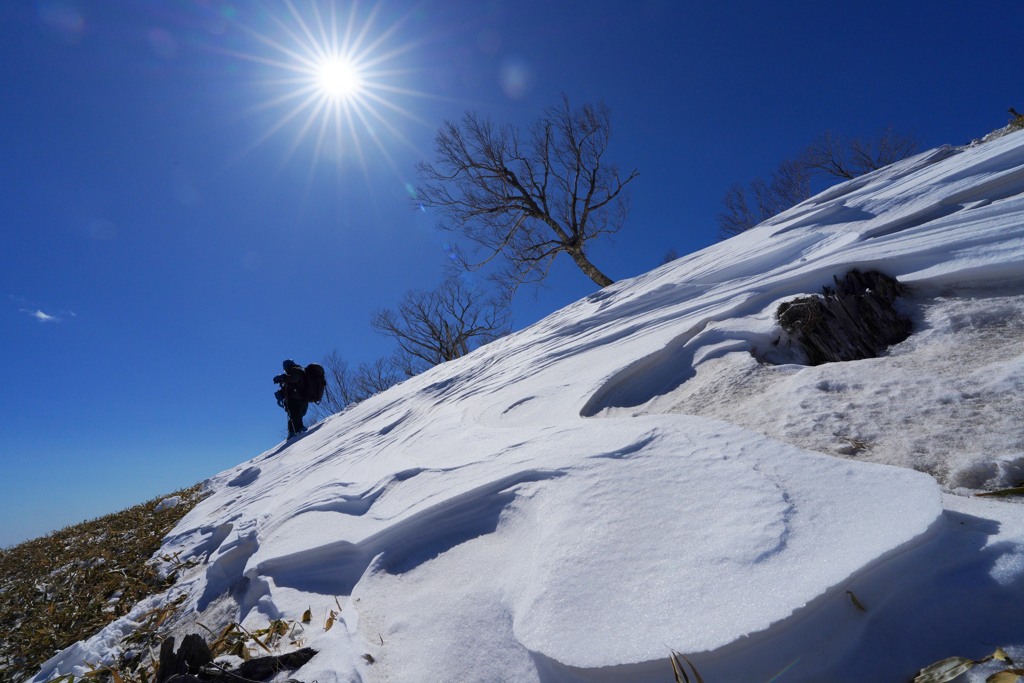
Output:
[315,57,363,100]
[218,1,432,177]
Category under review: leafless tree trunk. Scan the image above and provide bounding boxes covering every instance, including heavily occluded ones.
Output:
[416,96,638,292]
[371,275,511,377]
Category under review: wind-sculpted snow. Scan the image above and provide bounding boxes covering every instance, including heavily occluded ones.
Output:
[32,132,1024,682]
[256,469,566,596]
[133,418,937,681]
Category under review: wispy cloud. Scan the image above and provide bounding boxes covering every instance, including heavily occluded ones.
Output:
[23,309,60,323]
[10,296,75,323]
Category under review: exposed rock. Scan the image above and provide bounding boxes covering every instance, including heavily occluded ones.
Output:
[775,270,911,365]
[234,648,318,680]
[156,635,317,683]
[157,635,212,683]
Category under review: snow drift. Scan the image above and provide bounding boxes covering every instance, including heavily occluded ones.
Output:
[34,131,1024,682]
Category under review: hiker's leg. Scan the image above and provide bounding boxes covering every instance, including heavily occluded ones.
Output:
[285,402,299,436]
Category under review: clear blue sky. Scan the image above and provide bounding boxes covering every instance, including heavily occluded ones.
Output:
[1,0,1019,547]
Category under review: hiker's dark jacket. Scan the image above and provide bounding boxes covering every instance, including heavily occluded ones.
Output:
[274,365,309,437]
[273,365,307,402]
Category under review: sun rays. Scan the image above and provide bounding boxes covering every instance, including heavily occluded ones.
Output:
[220,0,434,181]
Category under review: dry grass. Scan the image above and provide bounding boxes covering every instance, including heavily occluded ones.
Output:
[0,485,205,683]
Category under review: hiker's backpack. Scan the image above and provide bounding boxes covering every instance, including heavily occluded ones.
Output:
[303,363,327,403]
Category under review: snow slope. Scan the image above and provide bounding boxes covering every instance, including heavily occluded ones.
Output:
[33,131,1024,682]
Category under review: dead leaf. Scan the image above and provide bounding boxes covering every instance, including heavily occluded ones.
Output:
[915,656,977,683]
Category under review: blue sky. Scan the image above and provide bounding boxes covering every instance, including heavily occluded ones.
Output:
[1,0,1020,547]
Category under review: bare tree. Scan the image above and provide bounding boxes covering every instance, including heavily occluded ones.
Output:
[799,127,918,179]
[306,351,358,423]
[306,277,509,423]
[416,96,638,292]
[307,351,402,423]
[718,127,917,238]
[353,356,402,398]
[718,159,811,237]
[318,349,354,414]
[371,275,511,377]
[718,184,760,238]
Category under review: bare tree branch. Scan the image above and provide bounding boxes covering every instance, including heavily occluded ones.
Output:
[416,95,638,292]
[718,127,918,238]
[370,275,511,377]
[307,351,403,422]
[799,127,919,179]
[718,159,811,237]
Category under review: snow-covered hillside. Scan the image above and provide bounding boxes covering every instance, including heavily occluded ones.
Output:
[35,131,1024,682]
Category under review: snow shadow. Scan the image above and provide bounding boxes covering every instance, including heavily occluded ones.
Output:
[579,323,707,417]
[291,483,387,517]
[227,467,260,487]
[519,509,1022,683]
[580,320,768,417]
[197,529,260,611]
[772,202,875,235]
[261,422,327,458]
[184,521,235,563]
[666,510,1021,683]
[256,469,565,596]
[289,470,426,519]
[530,653,666,683]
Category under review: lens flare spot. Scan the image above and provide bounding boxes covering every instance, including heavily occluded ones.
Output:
[500,56,533,99]
[36,0,85,43]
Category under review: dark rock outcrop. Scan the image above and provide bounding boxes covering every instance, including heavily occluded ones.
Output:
[234,648,318,680]
[775,270,912,365]
[158,635,213,683]
[157,635,317,683]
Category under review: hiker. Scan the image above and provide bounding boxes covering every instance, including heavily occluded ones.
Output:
[273,359,308,438]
